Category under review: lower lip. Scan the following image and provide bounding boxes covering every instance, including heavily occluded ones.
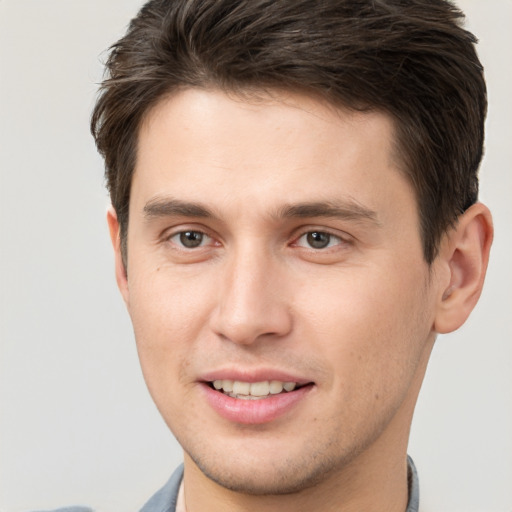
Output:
[201,383,312,425]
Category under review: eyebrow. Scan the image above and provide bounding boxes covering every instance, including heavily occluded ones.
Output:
[275,201,381,226]
[143,196,380,226]
[144,197,217,220]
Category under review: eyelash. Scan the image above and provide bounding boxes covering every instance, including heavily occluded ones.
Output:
[164,227,350,252]
[166,230,216,249]
[292,230,348,250]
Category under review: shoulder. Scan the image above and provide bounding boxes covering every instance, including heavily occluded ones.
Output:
[28,465,183,512]
[139,464,184,512]
[30,508,94,512]
[406,455,420,512]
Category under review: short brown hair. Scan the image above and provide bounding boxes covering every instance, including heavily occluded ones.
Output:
[91,0,486,264]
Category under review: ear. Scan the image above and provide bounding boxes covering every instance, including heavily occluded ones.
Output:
[434,203,493,334]
[107,206,130,306]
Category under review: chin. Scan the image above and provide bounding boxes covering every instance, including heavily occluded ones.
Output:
[197,460,328,495]
[185,442,351,496]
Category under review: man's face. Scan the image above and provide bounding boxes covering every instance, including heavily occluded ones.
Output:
[118,89,440,493]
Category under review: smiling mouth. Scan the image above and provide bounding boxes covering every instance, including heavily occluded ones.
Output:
[208,379,309,400]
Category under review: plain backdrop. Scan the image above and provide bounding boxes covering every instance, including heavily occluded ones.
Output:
[0,1,510,511]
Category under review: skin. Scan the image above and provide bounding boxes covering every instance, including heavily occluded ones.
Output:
[108,89,493,512]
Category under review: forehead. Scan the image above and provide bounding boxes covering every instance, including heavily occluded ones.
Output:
[140,88,398,154]
[132,88,415,225]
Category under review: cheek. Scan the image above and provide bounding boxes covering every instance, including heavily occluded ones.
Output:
[297,263,433,392]
[129,263,214,338]
[126,266,215,401]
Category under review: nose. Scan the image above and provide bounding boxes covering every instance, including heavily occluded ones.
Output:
[209,247,293,346]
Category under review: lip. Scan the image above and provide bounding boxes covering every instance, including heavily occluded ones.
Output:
[200,368,312,386]
[198,369,314,425]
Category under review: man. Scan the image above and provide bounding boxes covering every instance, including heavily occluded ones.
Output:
[89,1,493,511]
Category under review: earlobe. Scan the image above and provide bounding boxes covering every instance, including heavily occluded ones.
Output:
[434,203,493,334]
[106,206,130,305]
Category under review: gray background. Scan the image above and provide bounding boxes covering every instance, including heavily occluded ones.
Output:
[1,1,510,510]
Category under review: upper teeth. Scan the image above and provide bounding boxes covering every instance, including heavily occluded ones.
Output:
[212,379,297,398]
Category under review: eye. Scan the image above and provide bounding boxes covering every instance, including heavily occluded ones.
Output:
[296,231,344,250]
[169,230,212,249]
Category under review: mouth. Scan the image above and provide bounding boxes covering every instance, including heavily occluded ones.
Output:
[200,372,315,424]
[207,379,311,399]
